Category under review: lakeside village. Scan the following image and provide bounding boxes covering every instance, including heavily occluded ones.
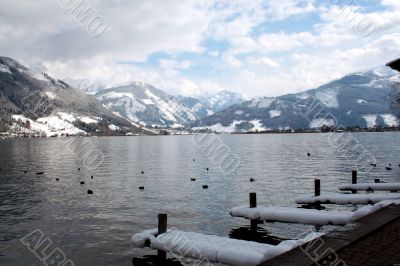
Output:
[1,122,399,139]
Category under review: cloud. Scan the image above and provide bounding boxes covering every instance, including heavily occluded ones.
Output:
[0,0,399,99]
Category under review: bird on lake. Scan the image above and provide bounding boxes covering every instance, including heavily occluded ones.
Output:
[139,186,144,190]
[191,178,196,181]
[202,185,208,189]
[307,153,311,157]
[250,178,255,182]
[87,190,93,194]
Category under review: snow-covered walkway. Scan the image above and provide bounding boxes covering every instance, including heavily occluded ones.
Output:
[295,193,400,205]
[132,229,322,266]
[339,183,400,192]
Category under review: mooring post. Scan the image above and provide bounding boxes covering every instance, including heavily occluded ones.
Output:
[157,213,167,262]
[314,179,320,197]
[315,179,321,209]
[352,170,357,194]
[249,193,257,231]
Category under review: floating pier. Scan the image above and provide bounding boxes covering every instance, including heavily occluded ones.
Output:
[132,214,322,266]
[230,205,354,226]
[339,183,400,192]
[295,193,400,205]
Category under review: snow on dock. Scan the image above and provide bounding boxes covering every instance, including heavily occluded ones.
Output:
[231,198,400,226]
[230,206,354,225]
[132,201,400,265]
[339,183,400,192]
[132,229,322,266]
[296,193,400,205]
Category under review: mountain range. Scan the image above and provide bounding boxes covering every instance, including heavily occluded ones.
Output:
[0,57,148,137]
[94,83,245,127]
[192,68,400,132]
[0,56,399,137]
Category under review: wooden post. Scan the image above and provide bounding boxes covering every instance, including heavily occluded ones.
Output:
[249,193,257,231]
[315,179,321,209]
[157,213,167,262]
[314,179,320,197]
[352,170,357,184]
[352,170,357,194]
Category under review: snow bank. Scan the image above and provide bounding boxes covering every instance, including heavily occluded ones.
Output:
[295,193,400,205]
[339,183,400,192]
[132,229,322,266]
[230,206,353,225]
[231,199,400,226]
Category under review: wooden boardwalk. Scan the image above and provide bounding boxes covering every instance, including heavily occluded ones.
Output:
[259,204,400,266]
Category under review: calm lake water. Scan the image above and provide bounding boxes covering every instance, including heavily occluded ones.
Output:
[1,132,399,265]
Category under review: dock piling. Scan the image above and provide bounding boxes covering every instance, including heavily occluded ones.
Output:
[314,179,320,197]
[315,179,321,209]
[249,193,257,231]
[157,213,167,262]
[352,170,358,194]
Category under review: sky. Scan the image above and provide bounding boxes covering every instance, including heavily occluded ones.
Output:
[0,0,399,98]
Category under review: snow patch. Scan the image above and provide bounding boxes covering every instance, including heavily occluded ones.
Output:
[0,64,11,74]
[381,114,399,126]
[309,118,335,128]
[79,116,98,124]
[250,120,265,132]
[315,89,339,108]
[356,99,367,104]
[108,124,119,131]
[12,113,85,137]
[142,99,155,105]
[269,110,281,118]
[193,120,245,133]
[362,115,377,127]
[235,110,244,115]
[45,91,56,100]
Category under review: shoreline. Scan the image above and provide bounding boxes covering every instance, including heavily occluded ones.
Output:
[0,128,399,140]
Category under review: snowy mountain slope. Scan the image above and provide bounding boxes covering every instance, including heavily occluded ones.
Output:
[0,56,149,136]
[175,96,214,118]
[192,67,399,132]
[95,82,198,127]
[198,90,245,112]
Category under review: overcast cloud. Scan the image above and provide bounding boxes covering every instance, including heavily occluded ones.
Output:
[0,0,399,98]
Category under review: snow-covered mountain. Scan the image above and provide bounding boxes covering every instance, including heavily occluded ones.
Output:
[95,82,199,127]
[198,90,245,112]
[192,67,400,132]
[63,77,107,95]
[0,57,149,137]
[175,96,214,118]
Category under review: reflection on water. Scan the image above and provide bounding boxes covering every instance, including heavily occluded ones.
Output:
[132,255,183,266]
[229,225,286,245]
[0,132,399,265]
